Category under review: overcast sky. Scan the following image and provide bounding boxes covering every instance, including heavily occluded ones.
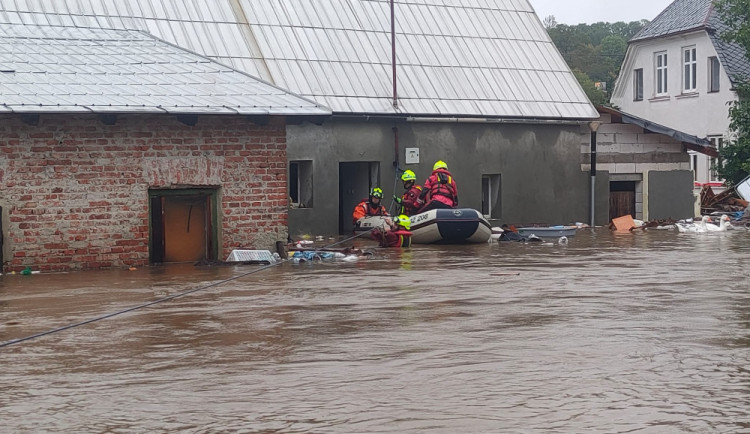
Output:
[528,0,675,25]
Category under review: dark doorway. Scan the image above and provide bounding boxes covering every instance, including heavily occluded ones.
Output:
[149,189,218,263]
[339,162,380,234]
[609,181,636,220]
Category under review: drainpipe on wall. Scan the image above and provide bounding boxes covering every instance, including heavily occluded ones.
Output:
[589,121,602,227]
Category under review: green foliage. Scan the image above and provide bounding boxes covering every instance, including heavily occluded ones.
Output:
[547,21,646,103]
[714,0,750,185]
[715,0,750,60]
[717,83,750,185]
[572,69,608,106]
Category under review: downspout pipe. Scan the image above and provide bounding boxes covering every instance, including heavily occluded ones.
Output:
[589,121,601,227]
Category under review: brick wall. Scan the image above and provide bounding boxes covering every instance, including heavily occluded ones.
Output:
[0,114,288,272]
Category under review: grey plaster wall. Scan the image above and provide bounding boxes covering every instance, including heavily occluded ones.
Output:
[287,119,599,236]
[648,170,696,220]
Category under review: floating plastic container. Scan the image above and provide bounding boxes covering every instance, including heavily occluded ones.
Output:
[226,250,276,263]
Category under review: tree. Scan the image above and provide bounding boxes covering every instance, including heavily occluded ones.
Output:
[542,15,557,29]
[546,21,646,104]
[572,69,607,106]
[715,0,750,185]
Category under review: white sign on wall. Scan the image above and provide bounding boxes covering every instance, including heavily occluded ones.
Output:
[405,148,419,164]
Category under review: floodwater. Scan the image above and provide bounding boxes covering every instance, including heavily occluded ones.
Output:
[1,228,749,433]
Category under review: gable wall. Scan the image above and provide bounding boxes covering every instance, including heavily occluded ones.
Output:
[612,32,735,138]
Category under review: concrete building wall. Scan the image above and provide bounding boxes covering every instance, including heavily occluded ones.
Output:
[0,114,288,272]
[647,171,696,220]
[288,119,601,236]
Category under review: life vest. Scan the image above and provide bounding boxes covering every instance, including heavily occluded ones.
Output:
[353,199,388,224]
[400,185,423,215]
[424,169,457,206]
[373,228,412,247]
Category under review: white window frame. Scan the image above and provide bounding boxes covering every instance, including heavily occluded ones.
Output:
[708,136,724,182]
[655,51,668,96]
[683,46,697,93]
[690,152,698,181]
[708,56,720,93]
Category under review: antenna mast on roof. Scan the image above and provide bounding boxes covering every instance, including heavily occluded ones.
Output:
[391,0,398,109]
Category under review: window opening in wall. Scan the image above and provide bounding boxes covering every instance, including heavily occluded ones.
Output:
[481,174,501,219]
[634,68,644,101]
[655,52,668,96]
[289,160,313,208]
[149,188,218,264]
[683,46,697,92]
[709,136,724,182]
[709,56,721,92]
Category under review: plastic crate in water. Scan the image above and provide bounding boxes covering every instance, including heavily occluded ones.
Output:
[226,249,275,263]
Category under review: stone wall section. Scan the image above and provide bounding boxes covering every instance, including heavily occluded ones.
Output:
[579,113,690,174]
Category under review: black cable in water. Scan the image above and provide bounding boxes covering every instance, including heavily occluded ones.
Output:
[0,261,283,349]
[0,230,381,349]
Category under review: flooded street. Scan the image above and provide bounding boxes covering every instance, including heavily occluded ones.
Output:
[1,229,749,432]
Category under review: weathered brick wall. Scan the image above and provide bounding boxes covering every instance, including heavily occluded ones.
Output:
[0,114,288,272]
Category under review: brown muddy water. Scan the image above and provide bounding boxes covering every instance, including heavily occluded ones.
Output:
[1,228,749,433]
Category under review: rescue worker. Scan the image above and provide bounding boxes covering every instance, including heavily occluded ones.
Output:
[371,214,412,248]
[393,169,424,216]
[352,187,389,225]
[418,160,458,212]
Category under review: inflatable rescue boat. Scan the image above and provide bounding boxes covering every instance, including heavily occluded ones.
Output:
[409,208,491,244]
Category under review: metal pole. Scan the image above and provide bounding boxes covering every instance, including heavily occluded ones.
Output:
[590,129,597,227]
[391,0,398,109]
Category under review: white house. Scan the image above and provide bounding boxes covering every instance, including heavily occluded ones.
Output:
[611,0,750,188]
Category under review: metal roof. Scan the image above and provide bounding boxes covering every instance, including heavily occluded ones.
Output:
[630,0,750,84]
[0,0,598,120]
[0,22,329,115]
[630,0,711,42]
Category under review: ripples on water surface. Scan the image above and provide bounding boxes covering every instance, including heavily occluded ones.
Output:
[1,229,749,432]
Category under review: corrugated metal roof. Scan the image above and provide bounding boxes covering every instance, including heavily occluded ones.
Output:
[0,0,597,119]
[0,22,329,115]
[629,0,750,84]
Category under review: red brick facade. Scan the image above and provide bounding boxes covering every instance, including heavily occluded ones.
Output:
[0,114,288,272]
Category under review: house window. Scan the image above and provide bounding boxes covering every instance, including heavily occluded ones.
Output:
[481,174,501,219]
[655,52,668,96]
[289,160,313,208]
[708,136,723,182]
[709,56,720,92]
[634,68,644,101]
[683,46,697,92]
